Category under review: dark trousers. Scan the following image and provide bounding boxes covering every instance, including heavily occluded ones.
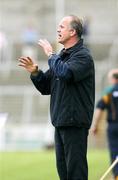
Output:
[54,126,88,180]
[107,124,118,177]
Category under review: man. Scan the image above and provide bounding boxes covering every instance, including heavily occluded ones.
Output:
[91,69,118,180]
[19,15,95,180]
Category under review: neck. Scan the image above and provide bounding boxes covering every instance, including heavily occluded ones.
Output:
[64,38,80,49]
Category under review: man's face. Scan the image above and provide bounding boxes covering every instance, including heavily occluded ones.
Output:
[57,17,73,45]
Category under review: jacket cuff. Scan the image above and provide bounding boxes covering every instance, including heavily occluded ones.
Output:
[30,70,43,80]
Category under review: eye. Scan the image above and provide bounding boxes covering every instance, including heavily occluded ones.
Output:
[60,25,65,29]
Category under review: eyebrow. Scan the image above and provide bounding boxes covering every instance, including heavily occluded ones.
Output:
[59,24,65,28]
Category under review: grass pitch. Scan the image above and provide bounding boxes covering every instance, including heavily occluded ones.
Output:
[0,149,113,180]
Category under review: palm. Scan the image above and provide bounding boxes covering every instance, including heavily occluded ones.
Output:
[18,57,38,73]
[38,39,53,56]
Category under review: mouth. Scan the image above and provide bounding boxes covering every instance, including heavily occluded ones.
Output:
[58,34,62,40]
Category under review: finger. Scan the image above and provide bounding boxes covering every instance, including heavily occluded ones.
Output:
[38,39,47,46]
[43,39,51,47]
[27,57,33,62]
[38,41,43,47]
[19,56,32,64]
[38,42,42,46]
[18,57,27,61]
[18,62,26,67]
[18,63,25,67]
[18,58,28,64]
[38,40,45,47]
[19,59,29,65]
[38,39,44,43]
[44,39,50,45]
[18,58,29,64]
[18,57,30,64]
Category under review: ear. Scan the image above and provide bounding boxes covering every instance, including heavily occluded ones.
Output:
[70,29,76,36]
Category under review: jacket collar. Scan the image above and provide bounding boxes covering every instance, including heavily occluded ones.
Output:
[60,39,83,56]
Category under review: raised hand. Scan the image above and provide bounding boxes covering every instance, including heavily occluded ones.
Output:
[38,39,53,57]
[18,56,38,74]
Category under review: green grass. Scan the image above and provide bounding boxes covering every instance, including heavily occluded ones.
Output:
[0,149,113,180]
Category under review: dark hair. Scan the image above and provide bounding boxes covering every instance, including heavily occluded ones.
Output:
[69,15,83,39]
[113,73,118,79]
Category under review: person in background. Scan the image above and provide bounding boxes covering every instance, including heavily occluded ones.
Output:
[19,15,95,180]
[91,69,118,180]
[21,23,39,59]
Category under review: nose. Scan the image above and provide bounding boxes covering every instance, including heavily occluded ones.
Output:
[57,27,60,33]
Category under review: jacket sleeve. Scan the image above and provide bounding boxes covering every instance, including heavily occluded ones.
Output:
[48,53,94,82]
[96,99,107,110]
[48,54,73,82]
[30,69,51,95]
[67,52,94,82]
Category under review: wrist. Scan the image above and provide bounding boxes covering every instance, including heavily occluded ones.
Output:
[48,52,55,58]
[31,65,39,76]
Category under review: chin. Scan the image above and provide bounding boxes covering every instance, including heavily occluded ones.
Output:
[58,39,63,44]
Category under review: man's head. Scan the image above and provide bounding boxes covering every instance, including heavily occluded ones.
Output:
[108,69,118,85]
[57,15,83,48]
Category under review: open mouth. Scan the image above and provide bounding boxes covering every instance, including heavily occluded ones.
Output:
[58,34,62,38]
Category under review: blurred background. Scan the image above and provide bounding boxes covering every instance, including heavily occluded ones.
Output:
[0,0,118,179]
